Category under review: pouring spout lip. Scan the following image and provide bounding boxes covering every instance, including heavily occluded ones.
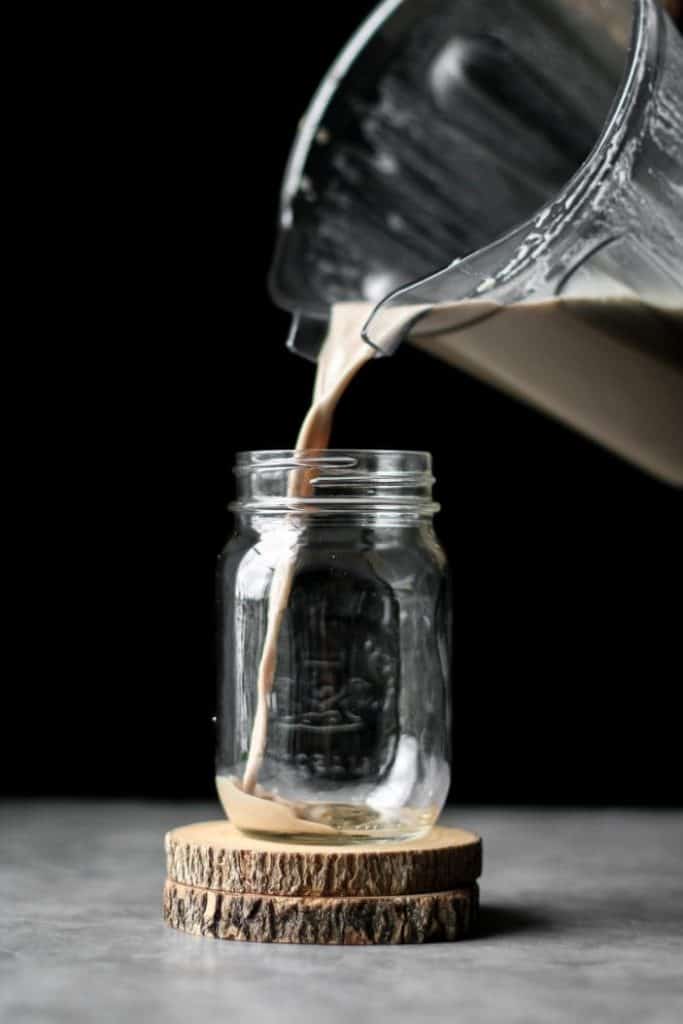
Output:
[362,302,432,356]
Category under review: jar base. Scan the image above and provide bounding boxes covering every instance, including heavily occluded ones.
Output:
[238,828,432,846]
[237,802,436,846]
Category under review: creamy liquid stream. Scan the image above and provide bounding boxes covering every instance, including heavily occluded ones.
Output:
[218,294,682,837]
[217,303,375,836]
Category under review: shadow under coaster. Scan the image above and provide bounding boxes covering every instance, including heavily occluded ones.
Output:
[163,821,482,945]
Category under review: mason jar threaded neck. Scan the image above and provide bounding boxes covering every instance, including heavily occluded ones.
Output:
[230,450,440,516]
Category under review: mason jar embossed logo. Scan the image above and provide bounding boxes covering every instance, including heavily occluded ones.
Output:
[270,567,400,781]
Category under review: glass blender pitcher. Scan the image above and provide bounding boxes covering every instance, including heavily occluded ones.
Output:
[269,0,683,484]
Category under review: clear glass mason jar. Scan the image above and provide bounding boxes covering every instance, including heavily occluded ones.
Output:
[216,450,451,844]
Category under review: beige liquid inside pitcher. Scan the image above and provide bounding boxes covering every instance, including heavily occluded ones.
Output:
[396,296,683,487]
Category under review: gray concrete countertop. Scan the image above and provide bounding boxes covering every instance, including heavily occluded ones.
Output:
[1,802,682,1023]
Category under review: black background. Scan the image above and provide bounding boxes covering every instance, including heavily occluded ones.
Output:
[9,3,681,806]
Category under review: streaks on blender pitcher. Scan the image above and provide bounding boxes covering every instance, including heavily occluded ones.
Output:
[289,0,624,311]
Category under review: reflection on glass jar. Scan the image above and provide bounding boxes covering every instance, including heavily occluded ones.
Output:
[216,450,451,844]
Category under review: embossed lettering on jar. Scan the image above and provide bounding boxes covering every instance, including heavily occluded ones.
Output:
[216,450,451,844]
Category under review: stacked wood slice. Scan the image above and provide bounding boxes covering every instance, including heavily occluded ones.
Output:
[163,821,482,945]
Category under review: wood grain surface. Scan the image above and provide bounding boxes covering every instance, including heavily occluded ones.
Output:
[163,878,479,944]
[165,820,482,897]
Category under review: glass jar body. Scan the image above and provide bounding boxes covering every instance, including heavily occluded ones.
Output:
[216,509,451,844]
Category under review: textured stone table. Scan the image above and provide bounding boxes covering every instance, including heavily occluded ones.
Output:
[1,802,682,1023]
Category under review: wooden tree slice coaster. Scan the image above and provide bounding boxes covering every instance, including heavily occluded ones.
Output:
[163,821,482,944]
[165,821,482,897]
[163,879,479,945]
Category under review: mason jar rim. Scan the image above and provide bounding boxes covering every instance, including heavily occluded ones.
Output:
[231,449,439,516]
[234,448,432,464]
